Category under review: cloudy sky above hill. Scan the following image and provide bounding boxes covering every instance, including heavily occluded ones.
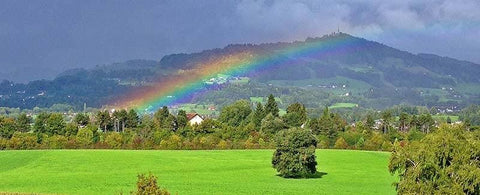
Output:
[1,0,479,82]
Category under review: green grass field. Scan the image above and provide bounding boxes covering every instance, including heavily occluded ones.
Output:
[432,114,459,122]
[329,103,358,109]
[0,150,397,194]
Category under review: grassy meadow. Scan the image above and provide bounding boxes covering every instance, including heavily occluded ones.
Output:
[0,150,397,194]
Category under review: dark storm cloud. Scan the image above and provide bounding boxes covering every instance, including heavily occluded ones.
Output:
[0,0,479,82]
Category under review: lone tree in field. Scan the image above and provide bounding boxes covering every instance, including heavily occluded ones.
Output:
[389,124,480,194]
[272,127,318,178]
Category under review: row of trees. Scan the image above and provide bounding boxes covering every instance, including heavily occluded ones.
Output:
[0,95,477,151]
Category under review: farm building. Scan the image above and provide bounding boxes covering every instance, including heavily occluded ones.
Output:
[187,113,204,125]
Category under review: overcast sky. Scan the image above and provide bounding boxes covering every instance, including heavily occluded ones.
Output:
[1,0,479,82]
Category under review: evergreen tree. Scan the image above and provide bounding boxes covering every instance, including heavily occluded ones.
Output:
[265,94,279,117]
[253,103,265,127]
[283,102,307,127]
[126,109,139,128]
[154,106,170,128]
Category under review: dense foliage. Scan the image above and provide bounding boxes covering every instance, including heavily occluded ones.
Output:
[0,95,478,152]
[272,128,317,178]
[389,124,480,194]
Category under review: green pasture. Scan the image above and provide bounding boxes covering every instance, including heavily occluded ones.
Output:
[329,103,358,109]
[0,150,396,195]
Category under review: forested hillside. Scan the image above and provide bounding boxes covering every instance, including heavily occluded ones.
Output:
[1,33,479,110]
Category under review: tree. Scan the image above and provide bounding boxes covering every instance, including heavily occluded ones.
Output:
[0,117,16,139]
[260,113,287,135]
[283,102,307,127]
[398,112,409,132]
[313,107,345,142]
[365,114,375,129]
[34,112,50,134]
[418,113,435,133]
[253,103,266,127]
[45,113,66,136]
[126,109,139,128]
[154,106,170,128]
[219,100,252,127]
[265,94,279,117]
[381,110,393,134]
[74,113,89,127]
[389,124,480,194]
[112,109,128,132]
[272,127,318,178]
[176,110,188,129]
[16,113,31,133]
[96,110,112,132]
[132,173,170,195]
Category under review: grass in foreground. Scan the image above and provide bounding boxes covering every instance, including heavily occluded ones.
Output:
[0,150,397,194]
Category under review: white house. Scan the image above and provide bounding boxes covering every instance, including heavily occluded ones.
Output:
[187,113,204,125]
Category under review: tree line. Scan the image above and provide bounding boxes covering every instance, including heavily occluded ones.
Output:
[0,94,478,150]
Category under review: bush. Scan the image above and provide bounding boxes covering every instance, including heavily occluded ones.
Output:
[0,138,7,150]
[76,127,94,148]
[364,133,384,151]
[105,132,123,149]
[272,128,318,178]
[334,137,349,149]
[132,173,170,195]
[45,135,68,149]
[8,132,37,149]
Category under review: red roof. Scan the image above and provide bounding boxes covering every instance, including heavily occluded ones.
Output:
[186,113,201,120]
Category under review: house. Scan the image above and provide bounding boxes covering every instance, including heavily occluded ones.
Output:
[187,113,204,125]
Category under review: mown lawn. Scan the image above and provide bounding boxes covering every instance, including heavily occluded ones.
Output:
[0,150,397,194]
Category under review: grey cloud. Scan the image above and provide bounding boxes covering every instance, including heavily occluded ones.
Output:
[0,0,479,82]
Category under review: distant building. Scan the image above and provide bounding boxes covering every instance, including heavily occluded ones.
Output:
[187,113,204,125]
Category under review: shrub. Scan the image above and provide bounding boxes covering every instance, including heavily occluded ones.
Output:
[132,173,170,195]
[76,127,94,148]
[45,135,68,149]
[334,137,349,149]
[105,132,123,149]
[0,138,7,150]
[7,132,37,149]
[272,128,318,178]
[364,133,384,151]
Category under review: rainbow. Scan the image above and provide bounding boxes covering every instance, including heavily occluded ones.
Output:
[114,33,363,112]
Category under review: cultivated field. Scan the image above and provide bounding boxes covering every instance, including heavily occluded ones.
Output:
[0,150,397,194]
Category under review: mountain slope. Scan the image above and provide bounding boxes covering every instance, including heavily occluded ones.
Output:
[1,33,479,110]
